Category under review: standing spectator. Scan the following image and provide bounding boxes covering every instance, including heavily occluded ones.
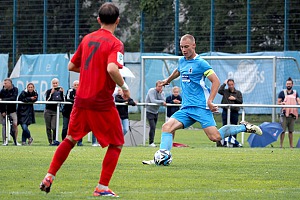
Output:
[278,77,300,148]
[17,83,38,145]
[0,78,19,146]
[91,133,100,147]
[145,80,166,147]
[218,79,243,147]
[40,2,130,197]
[44,78,64,145]
[115,87,136,135]
[166,86,182,119]
[61,80,81,145]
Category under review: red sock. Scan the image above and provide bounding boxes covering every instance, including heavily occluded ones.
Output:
[99,146,122,186]
[48,138,75,176]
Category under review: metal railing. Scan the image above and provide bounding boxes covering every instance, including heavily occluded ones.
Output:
[1,101,299,146]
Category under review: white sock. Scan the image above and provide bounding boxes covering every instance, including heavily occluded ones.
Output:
[45,173,55,180]
[97,184,108,190]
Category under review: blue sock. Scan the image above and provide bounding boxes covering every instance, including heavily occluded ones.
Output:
[160,132,173,151]
[218,125,246,140]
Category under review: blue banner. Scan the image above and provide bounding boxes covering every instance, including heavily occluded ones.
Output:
[7,52,300,114]
[142,52,300,114]
[10,54,69,110]
[210,52,284,114]
[0,54,9,88]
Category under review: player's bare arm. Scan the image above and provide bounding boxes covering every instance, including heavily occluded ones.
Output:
[207,72,220,112]
[68,62,80,73]
[107,62,131,99]
[161,69,180,86]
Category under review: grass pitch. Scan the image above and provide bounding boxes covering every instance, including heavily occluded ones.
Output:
[0,113,299,199]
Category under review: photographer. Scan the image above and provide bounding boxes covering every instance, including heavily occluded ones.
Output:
[217,79,243,147]
[44,78,64,145]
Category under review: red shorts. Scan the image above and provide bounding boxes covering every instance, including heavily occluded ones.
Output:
[68,106,124,147]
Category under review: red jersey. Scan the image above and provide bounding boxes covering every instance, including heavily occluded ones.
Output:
[71,29,124,110]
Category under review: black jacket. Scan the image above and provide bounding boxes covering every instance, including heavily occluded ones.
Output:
[44,88,64,111]
[0,85,18,114]
[62,88,76,118]
[115,95,136,120]
[17,89,38,125]
[166,94,182,117]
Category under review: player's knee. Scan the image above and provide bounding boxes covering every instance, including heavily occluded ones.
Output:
[66,135,77,144]
[109,144,123,149]
[162,122,172,132]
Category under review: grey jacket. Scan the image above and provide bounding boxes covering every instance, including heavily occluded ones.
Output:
[145,88,165,114]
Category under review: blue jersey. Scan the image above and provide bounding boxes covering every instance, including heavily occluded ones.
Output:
[178,55,212,109]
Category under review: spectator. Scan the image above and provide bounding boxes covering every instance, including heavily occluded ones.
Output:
[61,80,82,145]
[0,78,19,146]
[91,133,100,147]
[166,86,182,120]
[17,83,38,145]
[218,79,243,147]
[278,77,300,148]
[145,80,166,147]
[44,78,64,145]
[115,87,136,135]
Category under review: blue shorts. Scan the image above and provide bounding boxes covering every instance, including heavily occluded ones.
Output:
[171,107,216,129]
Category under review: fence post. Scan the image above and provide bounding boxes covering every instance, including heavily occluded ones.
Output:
[56,103,60,141]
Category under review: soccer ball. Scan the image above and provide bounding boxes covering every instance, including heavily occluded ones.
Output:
[154,149,172,166]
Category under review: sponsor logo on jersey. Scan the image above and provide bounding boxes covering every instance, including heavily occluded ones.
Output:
[117,52,124,66]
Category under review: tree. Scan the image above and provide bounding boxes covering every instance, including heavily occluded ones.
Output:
[180,0,211,53]
[139,0,175,53]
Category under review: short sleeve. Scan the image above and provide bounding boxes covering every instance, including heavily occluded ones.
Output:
[278,91,284,100]
[71,43,82,68]
[108,42,124,69]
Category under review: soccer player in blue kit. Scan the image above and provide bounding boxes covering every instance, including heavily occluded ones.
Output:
[142,34,262,165]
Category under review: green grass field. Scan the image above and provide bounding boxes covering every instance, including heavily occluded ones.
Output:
[0,112,299,199]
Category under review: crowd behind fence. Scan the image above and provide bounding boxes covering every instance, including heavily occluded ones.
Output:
[1,101,300,146]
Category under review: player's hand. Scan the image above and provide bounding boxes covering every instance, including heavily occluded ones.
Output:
[122,90,130,100]
[208,101,218,113]
[160,79,170,87]
[224,79,228,84]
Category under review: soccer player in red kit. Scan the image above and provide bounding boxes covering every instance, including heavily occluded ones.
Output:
[39,2,130,197]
